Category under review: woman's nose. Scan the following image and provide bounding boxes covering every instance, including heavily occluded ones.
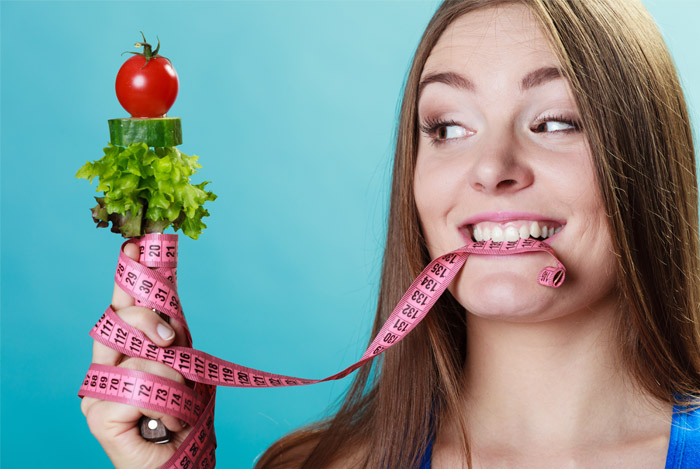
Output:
[467,134,534,195]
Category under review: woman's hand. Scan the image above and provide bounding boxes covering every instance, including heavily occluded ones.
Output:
[81,242,192,469]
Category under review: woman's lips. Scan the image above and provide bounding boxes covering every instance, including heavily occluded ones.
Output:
[459,213,566,243]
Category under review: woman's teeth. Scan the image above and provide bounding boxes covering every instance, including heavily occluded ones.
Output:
[471,221,562,242]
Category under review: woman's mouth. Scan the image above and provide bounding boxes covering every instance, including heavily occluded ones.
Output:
[462,220,564,242]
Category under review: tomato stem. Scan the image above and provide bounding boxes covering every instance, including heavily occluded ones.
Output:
[136,42,153,56]
[121,32,162,69]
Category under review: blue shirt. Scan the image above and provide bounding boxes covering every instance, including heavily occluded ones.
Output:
[419,405,700,468]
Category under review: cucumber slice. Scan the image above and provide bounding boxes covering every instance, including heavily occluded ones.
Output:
[109,117,182,147]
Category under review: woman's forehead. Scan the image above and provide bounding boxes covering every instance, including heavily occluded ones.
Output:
[422,4,556,78]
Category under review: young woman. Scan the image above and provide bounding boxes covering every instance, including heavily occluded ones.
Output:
[82,1,700,467]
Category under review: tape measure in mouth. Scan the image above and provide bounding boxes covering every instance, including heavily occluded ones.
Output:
[79,234,566,468]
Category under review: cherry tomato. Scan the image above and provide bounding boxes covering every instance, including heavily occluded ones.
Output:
[115,35,179,118]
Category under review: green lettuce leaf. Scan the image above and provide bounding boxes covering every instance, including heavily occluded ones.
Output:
[77,143,217,239]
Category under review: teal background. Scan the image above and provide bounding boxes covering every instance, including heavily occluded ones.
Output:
[1,1,697,467]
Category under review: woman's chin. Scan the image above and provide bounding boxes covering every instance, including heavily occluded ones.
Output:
[452,265,560,323]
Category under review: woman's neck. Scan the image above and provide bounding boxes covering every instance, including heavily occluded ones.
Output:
[458,296,670,452]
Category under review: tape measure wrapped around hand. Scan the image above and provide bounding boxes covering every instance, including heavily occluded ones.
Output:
[76,33,217,452]
[76,34,566,468]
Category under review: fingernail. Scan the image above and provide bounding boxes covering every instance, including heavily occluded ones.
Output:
[179,419,188,428]
[157,323,175,340]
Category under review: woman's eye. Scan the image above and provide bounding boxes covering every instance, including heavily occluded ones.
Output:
[436,125,468,140]
[532,117,581,134]
[419,118,471,146]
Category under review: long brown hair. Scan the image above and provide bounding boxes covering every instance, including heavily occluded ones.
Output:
[256,1,700,467]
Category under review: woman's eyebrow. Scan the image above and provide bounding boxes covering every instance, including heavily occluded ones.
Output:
[418,66,562,98]
[418,71,475,98]
[521,66,562,90]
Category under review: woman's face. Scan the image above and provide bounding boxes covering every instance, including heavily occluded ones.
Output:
[414,4,617,322]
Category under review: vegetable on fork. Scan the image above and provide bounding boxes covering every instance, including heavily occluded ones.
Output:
[76,33,216,240]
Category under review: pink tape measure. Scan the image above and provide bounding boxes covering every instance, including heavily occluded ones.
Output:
[79,234,565,467]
